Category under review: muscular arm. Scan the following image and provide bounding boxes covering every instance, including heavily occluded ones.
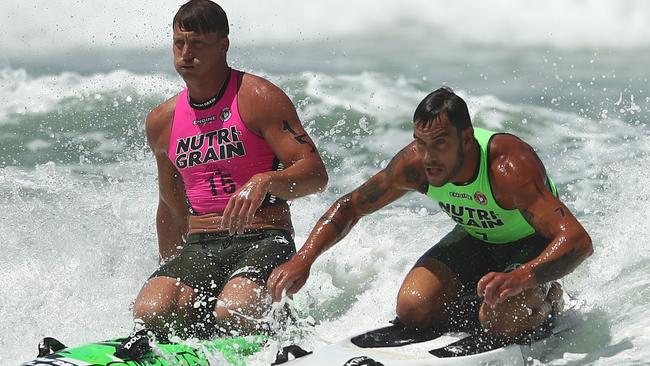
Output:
[298,176,405,263]
[145,97,189,262]
[300,144,428,262]
[491,135,593,287]
[221,74,328,234]
[516,190,592,285]
[239,74,328,199]
[267,143,428,300]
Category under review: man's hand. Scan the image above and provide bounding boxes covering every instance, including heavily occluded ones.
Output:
[267,255,312,302]
[477,268,535,307]
[221,173,272,235]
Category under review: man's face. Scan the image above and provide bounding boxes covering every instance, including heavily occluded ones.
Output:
[172,26,228,80]
[413,115,467,187]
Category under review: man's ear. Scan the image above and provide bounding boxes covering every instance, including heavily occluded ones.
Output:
[220,37,230,53]
[463,127,474,146]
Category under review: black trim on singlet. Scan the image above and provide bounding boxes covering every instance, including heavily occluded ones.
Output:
[452,137,481,187]
[485,132,502,209]
[188,68,232,110]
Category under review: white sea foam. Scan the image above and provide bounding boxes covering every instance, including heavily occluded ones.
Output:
[0,67,181,124]
[0,20,650,365]
[2,0,650,61]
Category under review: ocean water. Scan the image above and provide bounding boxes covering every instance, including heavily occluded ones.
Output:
[1,1,649,365]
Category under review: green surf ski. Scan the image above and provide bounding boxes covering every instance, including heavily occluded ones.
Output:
[21,336,266,366]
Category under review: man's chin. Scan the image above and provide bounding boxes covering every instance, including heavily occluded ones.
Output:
[176,67,198,77]
[426,176,448,187]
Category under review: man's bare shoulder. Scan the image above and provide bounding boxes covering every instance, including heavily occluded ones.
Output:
[490,134,545,178]
[387,141,429,193]
[146,95,179,130]
[489,133,548,204]
[238,71,297,135]
[146,94,179,153]
[239,72,292,111]
[240,72,283,96]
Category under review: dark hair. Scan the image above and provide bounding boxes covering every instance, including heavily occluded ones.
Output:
[173,0,229,37]
[413,87,471,131]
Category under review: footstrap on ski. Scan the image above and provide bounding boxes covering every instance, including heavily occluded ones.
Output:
[37,337,67,357]
[114,330,152,361]
[272,345,312,365]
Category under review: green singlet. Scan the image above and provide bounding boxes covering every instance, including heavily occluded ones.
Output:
[426,128,557,244]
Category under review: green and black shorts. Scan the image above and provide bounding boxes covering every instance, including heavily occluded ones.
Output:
[150,229,296,294]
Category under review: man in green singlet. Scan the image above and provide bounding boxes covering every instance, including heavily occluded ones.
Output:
[268,87,593,339]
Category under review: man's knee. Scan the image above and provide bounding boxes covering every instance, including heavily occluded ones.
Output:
[213,303,230,320]
[478,289,548,338]
[478,303,511,337]
[395,259,461,328]
[133,277,194,322]
[212,277,273,334]
[396,296,435,327]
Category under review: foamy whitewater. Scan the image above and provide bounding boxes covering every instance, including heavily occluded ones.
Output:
[1,1,649,365]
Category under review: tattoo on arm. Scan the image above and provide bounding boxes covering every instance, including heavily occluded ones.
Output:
[282,120,316,152]
[385,145,427,192]
[532,248,582,283]
[282,120,297,134]
[554,207,566,217]
[404,165,421,185]
[358,181,388,205]
[402,162,428,193]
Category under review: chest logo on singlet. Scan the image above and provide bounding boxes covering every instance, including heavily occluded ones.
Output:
[174,126,245,169]
[474,191,488,205]
[450,192,473,200]
[439,202,504,228]
[220,107,232,122]
[193,116,216,125]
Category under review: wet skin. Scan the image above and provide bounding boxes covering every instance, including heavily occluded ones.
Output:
[268,113,592,338]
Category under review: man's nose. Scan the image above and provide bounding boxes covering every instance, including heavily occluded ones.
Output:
[181,44,193,60]
[422,149,436,163]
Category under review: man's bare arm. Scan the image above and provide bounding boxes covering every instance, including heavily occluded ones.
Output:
[153,154,189,261]
[145,98,189,262]
[479,135,592,304]
[268,143,427,300]
[517,190,592,285]
[221,75,328,234]
[241,74,328,200]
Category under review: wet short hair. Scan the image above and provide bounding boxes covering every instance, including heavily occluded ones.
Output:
[413,87,471,131]
[173,0,229,37]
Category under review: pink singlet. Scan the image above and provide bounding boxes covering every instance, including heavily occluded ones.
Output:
[167,69,281,215]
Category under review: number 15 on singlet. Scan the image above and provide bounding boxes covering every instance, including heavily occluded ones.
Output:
[206,168,236,196]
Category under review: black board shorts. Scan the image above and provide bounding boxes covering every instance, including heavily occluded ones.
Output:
[150,229,296,294]
[420,225,550,295]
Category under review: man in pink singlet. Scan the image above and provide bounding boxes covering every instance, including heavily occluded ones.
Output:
[130,0,327,341]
